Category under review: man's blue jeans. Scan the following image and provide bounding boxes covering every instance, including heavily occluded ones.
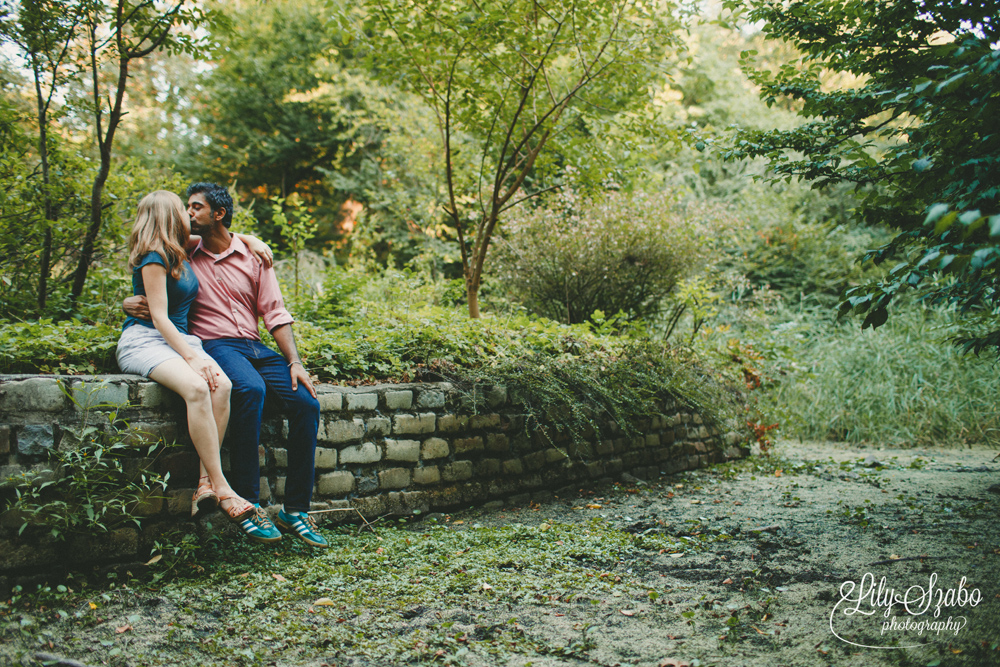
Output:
[202,338,319,513]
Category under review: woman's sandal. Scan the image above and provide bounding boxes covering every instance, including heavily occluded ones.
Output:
[192,475,219,518]
[217,494,255,523]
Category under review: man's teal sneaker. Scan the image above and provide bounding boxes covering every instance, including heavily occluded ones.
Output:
[275,509,329,548]
[238,505,282,544]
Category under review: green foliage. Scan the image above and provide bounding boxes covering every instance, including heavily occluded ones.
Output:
[7,399,171,542]
[492,190,706,325]
[722,0,1000,352]
[0,319,118,374]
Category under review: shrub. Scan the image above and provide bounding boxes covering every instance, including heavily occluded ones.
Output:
[492,190,706,325]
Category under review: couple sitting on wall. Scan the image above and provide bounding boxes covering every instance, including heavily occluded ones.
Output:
[117,183,327,548]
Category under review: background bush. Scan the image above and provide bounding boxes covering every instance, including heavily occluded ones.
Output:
[492,190,706,325]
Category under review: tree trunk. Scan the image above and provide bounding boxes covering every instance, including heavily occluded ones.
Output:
[33,63,54,311]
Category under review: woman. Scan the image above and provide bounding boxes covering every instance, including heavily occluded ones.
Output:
[116,190,255,523]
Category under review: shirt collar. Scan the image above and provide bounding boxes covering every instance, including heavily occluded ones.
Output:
[192,233,248,259]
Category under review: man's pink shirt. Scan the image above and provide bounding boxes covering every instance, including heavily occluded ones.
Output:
[187,235,293,341]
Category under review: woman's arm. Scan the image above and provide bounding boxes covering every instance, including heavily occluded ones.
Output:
[142,264,219,390]
[186,233,274,268]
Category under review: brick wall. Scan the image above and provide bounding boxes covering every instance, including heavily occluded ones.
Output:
[0,374,747,584]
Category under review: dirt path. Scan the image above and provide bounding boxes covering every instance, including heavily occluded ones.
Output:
[2,441,999,667]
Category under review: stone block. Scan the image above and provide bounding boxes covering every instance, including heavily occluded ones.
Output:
[159,450,199,488]
[379,467,411,490]
[71,380,129,410]
[502,458,523,475]
[345,392,378,412]
[323,418,365,444]
[400,490,430,513]
[415,390,446,409]
[475,458,501,477]
[606,458,624,475]
[317,391,343,412]
[273,448,288,468]
[128,490,163,517]
[586,461,605,478]
[485,433,509,453]
[454,436,484,455]
[393,413,436,434]
[385,439,420,462]
[137,382,176,409]
[469,413,500,430]
[121,422,179,447]
[384,391,413,410]
[366,416,391,437]
[167,489,194,515]
[275,476,286,498]
[441,460,473,482]
[522,451,545,471]
[315,447,338,469]
[437,414,467,433]
[645,433,661,448]
[353,495,385,518]
[412,466,440,485]
[317,471,355,496]
[16,424,55,456]
[339,442,381,465]
[0,425,8,454]
[0,378,67,413]
[662,430,675,445]
[544,447,568,464]
[421,437,450,459]
[259,477,271,502]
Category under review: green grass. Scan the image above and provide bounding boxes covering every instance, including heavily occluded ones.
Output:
[1,514,732,666]
[756,305,1000,447]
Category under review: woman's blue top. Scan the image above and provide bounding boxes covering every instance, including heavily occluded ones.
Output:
[122,251,199,334]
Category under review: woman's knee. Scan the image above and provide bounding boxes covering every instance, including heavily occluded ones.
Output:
[181,378,211,405]
[215,374,233,400]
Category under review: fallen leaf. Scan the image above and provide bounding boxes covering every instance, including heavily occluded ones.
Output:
[620,609,636,616]
[659,659,690,667]
[951,649,963,654]
[313,598,335,606]
[116,625,132,634]
[481,583,493,591]
[774,469,782,477]
[272,574,287,582]
[586,504,602,509]
[734,501,743,506]
[722,578,733,584]
[144,554,162,566]
[752,625,767,635]
[452,520,464,524]
[669,553,684,559]
[375,547,384,555]
[88,602,97,610]
[890,554,901,560]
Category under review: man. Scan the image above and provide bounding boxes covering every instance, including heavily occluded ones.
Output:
[125,182,327,548]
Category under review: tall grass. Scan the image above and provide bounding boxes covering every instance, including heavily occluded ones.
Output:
[761,306,1000,447]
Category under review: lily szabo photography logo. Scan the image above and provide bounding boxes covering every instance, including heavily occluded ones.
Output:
[829,572,982,649]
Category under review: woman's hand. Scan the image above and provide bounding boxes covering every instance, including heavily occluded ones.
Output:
[238,234,274,268]
[187,356,221,391]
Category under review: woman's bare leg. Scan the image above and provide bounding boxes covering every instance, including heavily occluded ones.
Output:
[149,358,242,509]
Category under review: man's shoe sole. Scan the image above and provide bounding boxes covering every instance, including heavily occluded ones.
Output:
[275,516,329,548]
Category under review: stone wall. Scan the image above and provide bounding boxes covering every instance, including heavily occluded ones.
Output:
[0,374,747,585]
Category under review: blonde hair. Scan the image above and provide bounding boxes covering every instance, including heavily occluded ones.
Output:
[127,190,189,280]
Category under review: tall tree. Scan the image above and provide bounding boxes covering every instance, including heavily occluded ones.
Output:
[69,0,204,306]
[367,0,683,317]
[0,0,82,309]
[722,0,1000,352]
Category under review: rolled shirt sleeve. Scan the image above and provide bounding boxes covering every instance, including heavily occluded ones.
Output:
[258,265,295,333]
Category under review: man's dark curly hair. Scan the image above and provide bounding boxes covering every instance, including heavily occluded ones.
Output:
[187,182,233,228]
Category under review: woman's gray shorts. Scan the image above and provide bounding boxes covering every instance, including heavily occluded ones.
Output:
[116,324,214,377]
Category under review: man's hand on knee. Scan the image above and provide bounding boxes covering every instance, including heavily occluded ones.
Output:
[289,362,316,398]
